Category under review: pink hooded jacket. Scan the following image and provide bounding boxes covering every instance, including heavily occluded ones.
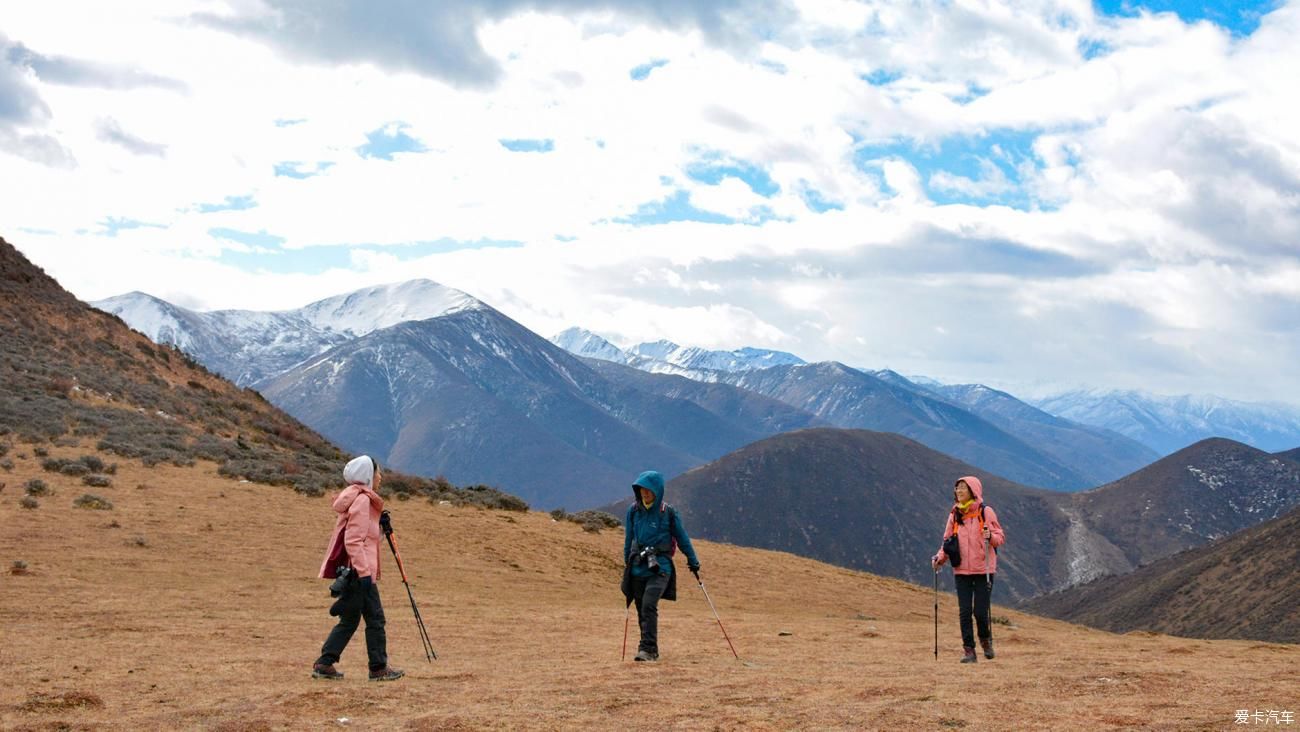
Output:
[318,456,385,581]
[932,475,1005,575]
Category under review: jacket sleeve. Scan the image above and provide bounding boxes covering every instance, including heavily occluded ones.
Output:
[985,506,1006,548]
[933,512,955,565]
[623,506,633,564]
[344,493,376,578]
[671,510,699,567]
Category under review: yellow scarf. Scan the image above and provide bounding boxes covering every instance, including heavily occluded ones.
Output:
[956,498,976,513]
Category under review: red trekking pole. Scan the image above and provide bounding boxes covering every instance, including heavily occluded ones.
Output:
[692,569,739,660]
[621,600,632,661]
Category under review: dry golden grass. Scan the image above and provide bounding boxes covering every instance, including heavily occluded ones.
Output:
[2,446,1296,731]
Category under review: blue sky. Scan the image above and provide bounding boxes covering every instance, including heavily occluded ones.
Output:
[2,0,1299,403]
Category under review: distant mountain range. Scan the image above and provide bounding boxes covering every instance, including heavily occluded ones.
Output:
[551,327,804,380]
[554,328,1300,459]
[654,430,1300,602]
[97,283,1300,508]
[97,286,824,509]
[1023,504,1300,644]
[554,331,1156,490]
[1032,389,1300,455]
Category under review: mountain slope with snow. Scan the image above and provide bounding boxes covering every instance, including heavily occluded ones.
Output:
[1034,389,1300,455]
[94,279,481,387]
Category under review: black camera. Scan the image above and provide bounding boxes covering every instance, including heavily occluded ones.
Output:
[329,565,353,597]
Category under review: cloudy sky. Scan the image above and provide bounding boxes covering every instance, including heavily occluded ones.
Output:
[3,0,1298,403]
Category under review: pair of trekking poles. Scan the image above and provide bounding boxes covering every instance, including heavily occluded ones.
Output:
[933,534,993,660]
[622,568,740,661]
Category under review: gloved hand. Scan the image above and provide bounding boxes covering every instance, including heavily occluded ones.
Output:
[688,562,700,578]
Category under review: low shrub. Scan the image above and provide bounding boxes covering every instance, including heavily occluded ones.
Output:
[74,493,113,510]
[20,496,39,509]
[24,478,49,496]
[82,474,112,488]
[59,462,90,476]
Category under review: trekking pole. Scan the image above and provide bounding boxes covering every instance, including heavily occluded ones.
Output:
[692,569,739,660]
[984,533,993,645]
[621,600,632,661]
[933,568,939,661]
[379,511,437,662]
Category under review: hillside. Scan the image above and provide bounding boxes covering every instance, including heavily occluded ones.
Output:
[0,236,344,494]
[1023,506,1300,643]
[2,446,1294,730]
[0,236,522,508]
[654,430,1300,604]
[1070,438,1300,570]
[661,428,1064,603]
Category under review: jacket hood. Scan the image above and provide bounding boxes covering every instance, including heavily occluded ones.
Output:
[332,482,383,515]
[343,455,377,488]
[632,470,665,508]
[955,475,984,504]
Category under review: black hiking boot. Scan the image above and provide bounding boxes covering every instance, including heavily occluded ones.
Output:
[634,650,659,662]
[980,638,995,659]
[961,647,978,663]
[312,663,344,680]
[368,666,405,682]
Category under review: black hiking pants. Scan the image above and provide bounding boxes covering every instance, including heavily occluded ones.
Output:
[317,579,388,671]
[632,573,670,654]
[955,573,995,649]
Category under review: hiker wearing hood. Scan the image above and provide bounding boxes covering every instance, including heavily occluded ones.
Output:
[932,475,1006,663]
[621,470,700,662]
[312,456,404,682]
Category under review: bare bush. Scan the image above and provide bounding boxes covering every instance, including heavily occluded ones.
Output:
[20,496,38,509]
[82,474,112,488]
[74,493,113,509]
[24,478,49,496]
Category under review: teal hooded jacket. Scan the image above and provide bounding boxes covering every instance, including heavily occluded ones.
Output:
[623,470,699,579]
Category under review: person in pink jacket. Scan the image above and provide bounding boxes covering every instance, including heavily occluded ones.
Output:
[931,475,1006,663]
[312,455,404,681]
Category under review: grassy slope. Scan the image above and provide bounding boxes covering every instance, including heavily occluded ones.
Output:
[2,447,1295,731]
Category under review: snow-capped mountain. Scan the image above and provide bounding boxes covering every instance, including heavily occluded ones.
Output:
[550,327,638,365]
[94,280,481,387]
[900,377,1159,486]
[1033,389,1300,455]
[550,328,804,380]
[629,339,805,372]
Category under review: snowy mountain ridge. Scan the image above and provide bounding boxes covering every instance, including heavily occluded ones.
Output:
[94,279,482,387]
[550,327,804,378]
[1033,388,1300,455]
